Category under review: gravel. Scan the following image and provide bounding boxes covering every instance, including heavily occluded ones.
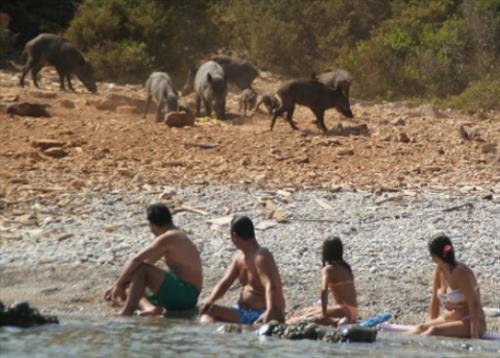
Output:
[1,185,499,329]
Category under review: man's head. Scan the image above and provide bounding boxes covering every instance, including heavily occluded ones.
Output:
[230,216,255,246]
[147,203,173,235]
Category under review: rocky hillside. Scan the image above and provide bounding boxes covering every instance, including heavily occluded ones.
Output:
[1,68,499,212]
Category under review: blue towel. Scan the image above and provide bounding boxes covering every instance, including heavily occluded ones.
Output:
[358,312,392,328]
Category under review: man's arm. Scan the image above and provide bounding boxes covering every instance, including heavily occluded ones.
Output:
[429,267,441,319]
[199,257,239,314]
[105,233,170,303]
[254,251,284,324]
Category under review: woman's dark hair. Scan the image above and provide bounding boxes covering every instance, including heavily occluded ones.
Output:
[322,236,352,273]
[147,203,173,226]
[231,216,255,240]
[428,234,457,269]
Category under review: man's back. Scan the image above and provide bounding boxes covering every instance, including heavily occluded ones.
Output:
[237,247,285,311]
[160,229,203,292]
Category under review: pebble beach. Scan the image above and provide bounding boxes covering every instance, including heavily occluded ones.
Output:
[1,184,499,330]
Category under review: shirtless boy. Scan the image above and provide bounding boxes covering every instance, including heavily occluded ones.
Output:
[199,216,286,325]
[105,203,202,316]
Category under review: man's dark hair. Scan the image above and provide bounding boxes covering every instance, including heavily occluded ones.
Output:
[231,216,255,240]
[147,203,173,226]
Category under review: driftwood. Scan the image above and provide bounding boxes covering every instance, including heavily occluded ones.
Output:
[172,206,209,216]
[442,202,474,212]
[184,142,220,149]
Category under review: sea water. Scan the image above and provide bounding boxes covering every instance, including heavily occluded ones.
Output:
[1,316,499,357]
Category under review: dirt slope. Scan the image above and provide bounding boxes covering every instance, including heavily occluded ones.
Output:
[1,68,499,209]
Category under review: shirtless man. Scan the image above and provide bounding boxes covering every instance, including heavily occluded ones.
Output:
[199,216,286,324]
[105,203,202,316]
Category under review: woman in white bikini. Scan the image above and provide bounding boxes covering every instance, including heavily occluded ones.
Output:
[410,234,486,338]
[287,236,358,325]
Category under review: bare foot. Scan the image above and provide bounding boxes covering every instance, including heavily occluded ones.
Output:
[136,306,164,316]
[337,317,349,326]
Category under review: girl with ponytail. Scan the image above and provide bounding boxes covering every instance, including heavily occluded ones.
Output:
[287,236,358,325]
[410,234,486,338]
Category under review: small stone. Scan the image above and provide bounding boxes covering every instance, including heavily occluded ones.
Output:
[117,168,135,178]
[43,147,68,158]
[7,102,51,117]
[70,179,86,189]
[337,148,354,156]
[391,117,406,126]
[165,111,196,127]
[295,154,309,164]
[32,139,66,150]
[399,132,410,143]
[272,208,289,223]
[481,143,497,154]
[217,323,242,333]
[207,216,234,226]
[60,99,75,108]
[255,220,278,230]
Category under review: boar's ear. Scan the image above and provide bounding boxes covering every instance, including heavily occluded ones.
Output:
[207,73,213,83]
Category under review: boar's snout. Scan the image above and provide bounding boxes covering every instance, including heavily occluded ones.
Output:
[344,108,354,118]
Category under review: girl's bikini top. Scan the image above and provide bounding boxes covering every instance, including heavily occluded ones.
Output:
[438,286,479,305]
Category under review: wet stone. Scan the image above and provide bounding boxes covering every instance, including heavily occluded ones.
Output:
[0,300,59,327]
[254,321,376,344]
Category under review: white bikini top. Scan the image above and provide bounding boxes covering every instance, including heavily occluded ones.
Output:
[438,286,479,304]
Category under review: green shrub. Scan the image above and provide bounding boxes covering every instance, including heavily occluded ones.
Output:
[0,23,8,61]
[66,0,220,84]
[443,74,500,111]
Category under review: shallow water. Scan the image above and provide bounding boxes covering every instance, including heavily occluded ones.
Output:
[1,317,499,357]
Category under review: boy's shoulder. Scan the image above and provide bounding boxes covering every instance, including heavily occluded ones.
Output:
[156,229,187,243]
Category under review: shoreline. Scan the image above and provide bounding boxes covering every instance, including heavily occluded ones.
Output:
[1,185,499,331]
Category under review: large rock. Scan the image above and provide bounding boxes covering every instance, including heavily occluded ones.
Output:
[31,139,66,150]
[43,147,68,158]
[165,111,196,127]
[0,300,59,327]
[6,102,51,117]
[255,321,377,343]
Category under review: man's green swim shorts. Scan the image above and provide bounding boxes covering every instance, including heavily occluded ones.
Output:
[146,271,199,310]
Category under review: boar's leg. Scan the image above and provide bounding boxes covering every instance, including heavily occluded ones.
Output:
[20,58,35,87]
[143,94,152,119]
[203,98,212,118]
[271,105,287,130]
[155,93,164,122]
[55,66,67,91]
[31,64,44,88]
[66,74,76,92]
[312,108,328,132]
[195,95,201,117]
[285,104,298,130]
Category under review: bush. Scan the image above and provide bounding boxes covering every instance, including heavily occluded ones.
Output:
[443,73,500,111]
[0,22,8,62]
[66,0,220,84]
[0,0,82,47]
